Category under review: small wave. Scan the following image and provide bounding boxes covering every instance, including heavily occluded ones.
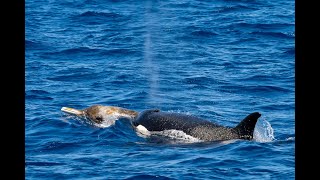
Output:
[28,89,50,95]
[250,31,294,39]
[26,161,65,167]
[26,94,54,100]
[184,76,210,85]
[257,103,294,111]
[25,40,39,47]
[49,47,102,55]
[72,11,125,25]
[242,74,273,81]
[41,47,105,60]
[79,11,121,18]
[283,47,295,55]
[184,76,221,86]
[220,84,291,95]
[212,5,257,13]
[47,70,102,82]
[125,175,175,180]
[26,90,53,100]
[25,40,46,50]
[25,39,36,45]
[167,2,193,9]
[61,112,120,128]
[101,48,139,56]
[233,22,294,30]
[252,85,291,93]
[42,141,77,151]
[286,136,295,141]
[271,136,295,144]
[190,30,218,37]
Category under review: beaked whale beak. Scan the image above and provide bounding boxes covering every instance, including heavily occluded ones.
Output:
[61,107,84,116]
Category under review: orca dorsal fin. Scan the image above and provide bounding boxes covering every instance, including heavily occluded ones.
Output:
[233,112,261,140]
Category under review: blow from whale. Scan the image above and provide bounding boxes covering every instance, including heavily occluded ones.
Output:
[61,105,261,142]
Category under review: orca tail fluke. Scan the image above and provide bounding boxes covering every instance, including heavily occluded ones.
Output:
[233,112,261,140]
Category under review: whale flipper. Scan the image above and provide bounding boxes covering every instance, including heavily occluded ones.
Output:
[233,112,261,140]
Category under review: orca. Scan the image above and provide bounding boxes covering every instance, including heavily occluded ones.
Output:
[61,105,261,142]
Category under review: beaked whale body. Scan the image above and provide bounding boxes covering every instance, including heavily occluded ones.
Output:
[61,105,261,142]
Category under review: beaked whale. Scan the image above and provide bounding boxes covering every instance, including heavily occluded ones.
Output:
[61,105,261,142]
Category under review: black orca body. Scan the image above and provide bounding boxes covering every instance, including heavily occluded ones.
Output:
[133,109,261,141]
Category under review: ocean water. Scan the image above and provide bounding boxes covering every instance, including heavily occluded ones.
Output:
[25,0,295,179]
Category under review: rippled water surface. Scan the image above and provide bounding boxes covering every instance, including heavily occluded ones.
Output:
[26,0,295,179]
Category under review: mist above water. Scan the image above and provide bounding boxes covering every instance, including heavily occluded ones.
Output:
[143,1,160,107]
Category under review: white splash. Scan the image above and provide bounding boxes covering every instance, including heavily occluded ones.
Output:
[253,118,275,142]
[94,112,122,128]
[286,136,295,141]
[219,139,238,145]
[61,111,120,128]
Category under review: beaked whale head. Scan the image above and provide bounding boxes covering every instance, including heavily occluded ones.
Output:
[61,105,139,124]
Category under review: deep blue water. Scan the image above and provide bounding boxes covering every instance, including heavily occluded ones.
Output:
[25,0,295,179]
